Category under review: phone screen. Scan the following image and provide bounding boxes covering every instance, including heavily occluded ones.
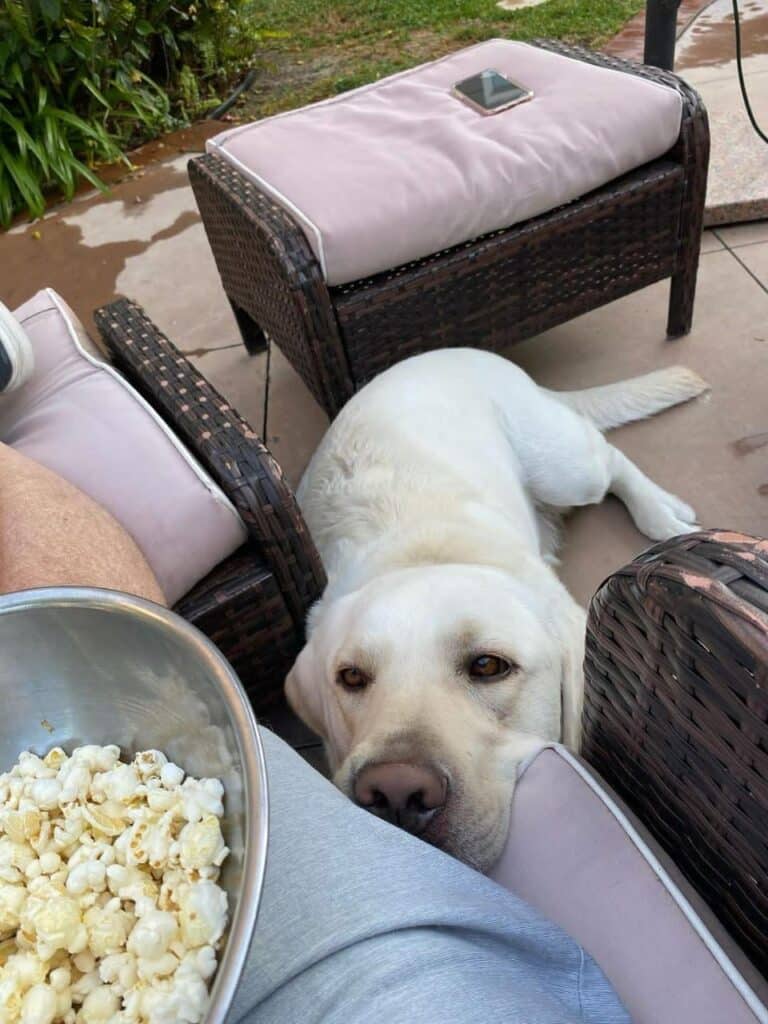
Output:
[454,69,530,112]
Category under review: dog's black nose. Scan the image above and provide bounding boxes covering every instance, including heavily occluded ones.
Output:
[354,762,447,835]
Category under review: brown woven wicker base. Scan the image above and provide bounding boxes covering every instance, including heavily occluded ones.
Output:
[585,531,768,977]
[94,299,326,712]
[190,40,709,418]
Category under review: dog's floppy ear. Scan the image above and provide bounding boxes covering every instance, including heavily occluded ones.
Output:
[559,603,587,753]
[285,639,327,740]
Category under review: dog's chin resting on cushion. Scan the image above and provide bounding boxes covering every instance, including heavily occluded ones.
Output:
[286,349,708,872]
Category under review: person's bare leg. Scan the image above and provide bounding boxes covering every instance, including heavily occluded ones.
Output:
[0,443,165,605]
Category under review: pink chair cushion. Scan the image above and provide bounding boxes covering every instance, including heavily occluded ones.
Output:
[492,745,768,1024]
[0,290,247,604]
[209,39,683,286]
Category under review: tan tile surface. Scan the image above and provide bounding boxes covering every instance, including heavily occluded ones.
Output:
[510,247,768,605]
[1,118,765,618]
[716,220,768,249]
[187,344,267,433]
[730,237,768,288]
[204,246,768,610]
[701,229,724,253]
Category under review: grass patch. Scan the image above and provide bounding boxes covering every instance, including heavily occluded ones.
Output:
[239,0,642,119]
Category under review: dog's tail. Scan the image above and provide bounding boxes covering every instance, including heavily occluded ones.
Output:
[547,366,709,432]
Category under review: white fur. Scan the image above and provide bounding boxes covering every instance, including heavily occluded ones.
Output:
[287,349,708,870]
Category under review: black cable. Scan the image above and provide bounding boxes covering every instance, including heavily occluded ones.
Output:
[262,335,272,443]
[210,69,259,120]
[732,0,768,144]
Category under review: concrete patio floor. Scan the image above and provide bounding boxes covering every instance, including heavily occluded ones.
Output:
[606,0,768,225]
[677,0,768,224]
[2,145,767,613]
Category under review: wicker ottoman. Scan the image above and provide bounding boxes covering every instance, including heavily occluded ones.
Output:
[191,39,709,418]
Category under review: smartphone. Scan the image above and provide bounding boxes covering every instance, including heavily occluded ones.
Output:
[452,69,534,115]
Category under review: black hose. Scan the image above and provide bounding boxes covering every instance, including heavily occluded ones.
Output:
[732,0,768,144]
[210,68,259,119]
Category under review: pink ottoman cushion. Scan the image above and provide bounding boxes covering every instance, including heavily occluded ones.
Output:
[0,290,247,604]
[209,39,683,285]
[492,745,768,1023]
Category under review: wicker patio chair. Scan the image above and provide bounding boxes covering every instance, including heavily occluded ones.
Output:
[189,40,709,418]
[93,298,326,714]
[584,530,768,979]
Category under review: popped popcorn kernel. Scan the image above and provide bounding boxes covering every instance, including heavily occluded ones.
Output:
[0,745,228,1023]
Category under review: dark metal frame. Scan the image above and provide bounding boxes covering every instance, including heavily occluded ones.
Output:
[190,40,709,419]
[644,0,683,70]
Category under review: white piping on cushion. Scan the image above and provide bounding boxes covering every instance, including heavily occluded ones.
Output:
[205,140,329,281]
[207,38,681,286]
[46,289,248,540]
[517,742,768,1024]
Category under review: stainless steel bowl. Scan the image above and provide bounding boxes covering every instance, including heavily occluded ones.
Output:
[0,587,268,1023]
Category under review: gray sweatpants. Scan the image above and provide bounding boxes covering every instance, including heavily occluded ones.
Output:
[228,729,629,1024]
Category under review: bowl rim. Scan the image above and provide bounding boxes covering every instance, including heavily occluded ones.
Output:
[0,586,269,1023]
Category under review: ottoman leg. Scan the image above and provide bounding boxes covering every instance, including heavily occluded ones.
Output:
[230,299,269,355]
[666,252,698,338]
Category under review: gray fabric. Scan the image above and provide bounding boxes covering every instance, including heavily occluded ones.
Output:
[228,729,629,1024]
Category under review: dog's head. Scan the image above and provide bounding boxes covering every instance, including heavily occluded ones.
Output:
[286,562,585,871]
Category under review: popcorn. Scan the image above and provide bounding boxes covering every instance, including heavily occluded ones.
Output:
[21,893,88,959]
[0,745,229,1023]
[0,884,27,935]
[29,779,62,811]
[20,982,57,1024]
[66,861,106,897]
[178,816,227,872]
[178,882,228,949]
[159,764,183,791]
[78,985,120,1023]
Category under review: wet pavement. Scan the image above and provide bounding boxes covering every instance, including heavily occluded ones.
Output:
[1,21,767,619]
[607,0,768,225]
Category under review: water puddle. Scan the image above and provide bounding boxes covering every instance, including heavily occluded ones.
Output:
[677,0,768,69]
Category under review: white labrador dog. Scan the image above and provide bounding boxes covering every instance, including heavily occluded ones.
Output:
[287,350,706,870]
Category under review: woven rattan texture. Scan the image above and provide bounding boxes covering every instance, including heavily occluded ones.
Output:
[176,549,297,709]
[584,531,768,976]
[94,299,326,710]
[190,40,708,417]
[334,162,684,386]
[188,155,353,416]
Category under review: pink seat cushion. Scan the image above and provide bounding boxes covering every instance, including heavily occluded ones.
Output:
[209,39,683,285]
[492,745,768,1024]
[0,290,247,604]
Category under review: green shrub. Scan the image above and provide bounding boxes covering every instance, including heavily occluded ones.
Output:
[0,0,257,226]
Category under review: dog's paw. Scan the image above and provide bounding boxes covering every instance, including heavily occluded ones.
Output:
[631,488,698,541]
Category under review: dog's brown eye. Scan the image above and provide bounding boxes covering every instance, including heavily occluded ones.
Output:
[469,655,512,681]
[337,666,370,690]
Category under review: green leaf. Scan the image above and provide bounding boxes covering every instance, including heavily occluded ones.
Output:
[70,157,109,193]
[8,62,24,90]
[78,75,111,110]
[135,20,154,35]
[0,143,45,218]
[0,168,15,228]
[38,0,62,21]
[4,1,33,45]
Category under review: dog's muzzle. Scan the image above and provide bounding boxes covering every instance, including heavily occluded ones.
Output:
[353,761,448,835]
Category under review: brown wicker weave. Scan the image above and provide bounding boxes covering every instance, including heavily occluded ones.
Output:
[584,530,768,977]
[93,298,326,711]
[190,40,709,418]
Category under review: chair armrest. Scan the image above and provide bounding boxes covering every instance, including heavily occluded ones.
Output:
[93,298,326,632]
[584,530,768,977]
[176,547,298,711]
